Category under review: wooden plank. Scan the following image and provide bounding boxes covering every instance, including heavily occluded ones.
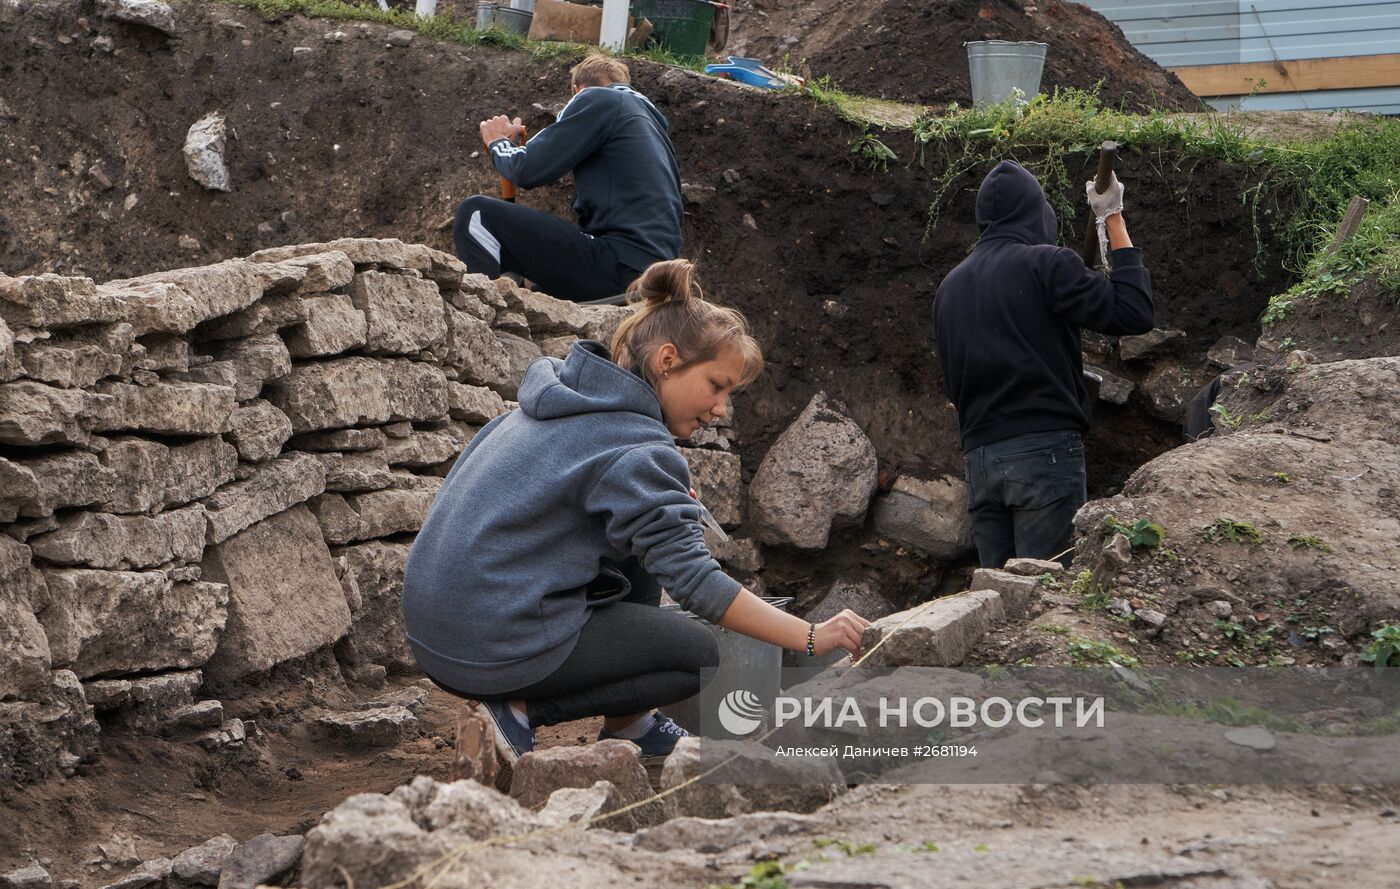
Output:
[1171,52,1400,95]
[599,0,629,50]
[1327,197,1371,256]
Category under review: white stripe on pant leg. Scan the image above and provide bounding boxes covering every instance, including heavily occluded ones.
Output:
[468,210,501,264]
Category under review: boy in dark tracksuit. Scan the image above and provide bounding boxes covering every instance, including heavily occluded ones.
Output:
[454,56,683,303]
[933,160,1155,568]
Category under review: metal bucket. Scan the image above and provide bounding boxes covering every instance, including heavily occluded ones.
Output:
[662,596,793,740]
[509,0,534,10]
[475,1,498,30]
[494,6,533,34]
[966,40,1047,106]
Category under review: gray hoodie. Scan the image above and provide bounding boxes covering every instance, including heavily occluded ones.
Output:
[402,340,741,695]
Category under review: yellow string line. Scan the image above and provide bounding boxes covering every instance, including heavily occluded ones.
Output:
[381,598,945,889]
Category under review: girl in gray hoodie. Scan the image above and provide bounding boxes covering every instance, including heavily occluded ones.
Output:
[403,259,869,773]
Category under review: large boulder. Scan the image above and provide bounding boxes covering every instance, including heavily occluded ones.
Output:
[200,504,351,687]
[748,393,877,549]
[871,474,974,560]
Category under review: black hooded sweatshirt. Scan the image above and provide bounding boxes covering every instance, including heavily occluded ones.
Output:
[933,161,1155,452]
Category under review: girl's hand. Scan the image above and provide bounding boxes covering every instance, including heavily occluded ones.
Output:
[814,609,870,658]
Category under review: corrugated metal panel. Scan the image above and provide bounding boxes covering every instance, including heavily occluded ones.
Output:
[1079,0,1400,110]
[1207,84,1400,113]
[1079,1,1400,65]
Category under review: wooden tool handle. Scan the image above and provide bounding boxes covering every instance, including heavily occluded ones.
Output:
[485,125,528,203]
[1081,140,1120,264]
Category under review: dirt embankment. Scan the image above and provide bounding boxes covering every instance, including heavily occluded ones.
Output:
[727,0,1204,111]
[2,0,1294,609]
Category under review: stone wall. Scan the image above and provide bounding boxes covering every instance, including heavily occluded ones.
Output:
[0,238,749,785]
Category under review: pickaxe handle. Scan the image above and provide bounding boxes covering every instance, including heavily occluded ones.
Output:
[484,125,528,203]
[1080,140,1119,265]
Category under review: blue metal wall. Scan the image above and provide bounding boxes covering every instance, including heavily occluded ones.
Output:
[1078,0,1400,113]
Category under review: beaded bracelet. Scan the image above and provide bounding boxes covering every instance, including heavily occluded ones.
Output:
[806,623,816,657]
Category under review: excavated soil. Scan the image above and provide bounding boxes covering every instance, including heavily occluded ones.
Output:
[7,5,1371,880]
[727,0,1204,112]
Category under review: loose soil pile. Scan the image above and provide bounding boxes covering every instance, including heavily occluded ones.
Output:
[728,0,1204,111]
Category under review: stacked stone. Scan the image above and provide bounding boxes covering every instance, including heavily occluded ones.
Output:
[0,238,663,785]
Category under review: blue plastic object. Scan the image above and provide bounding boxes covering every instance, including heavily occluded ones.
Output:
[704,56,789,90]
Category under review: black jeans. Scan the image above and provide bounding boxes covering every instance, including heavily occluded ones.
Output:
[963,429,1087,569]
[453,195,641,303]
[431,559,720,728]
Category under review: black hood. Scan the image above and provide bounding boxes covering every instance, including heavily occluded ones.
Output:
[975,160,1059,246]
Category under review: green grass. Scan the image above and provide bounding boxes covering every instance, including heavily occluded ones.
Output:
[909,88,1400,280]
[1263,193,1400,323]
[223,0,708,68]
[1068,637,1140,667]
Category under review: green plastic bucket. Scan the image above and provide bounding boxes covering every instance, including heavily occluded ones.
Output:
[633,0,714,57]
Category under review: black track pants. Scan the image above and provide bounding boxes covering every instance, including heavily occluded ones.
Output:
[453,194,642,303]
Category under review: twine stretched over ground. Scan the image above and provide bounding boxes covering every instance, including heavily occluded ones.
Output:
[380,598,943,889]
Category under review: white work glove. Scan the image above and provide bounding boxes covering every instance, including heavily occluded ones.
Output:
[1085,173,1124,222]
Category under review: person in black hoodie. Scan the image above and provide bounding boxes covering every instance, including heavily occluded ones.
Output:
[453,55,683,303]
[933,160,1154,568]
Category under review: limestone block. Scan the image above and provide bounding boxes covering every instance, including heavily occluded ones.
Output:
[333,541,413,671]
[38,568,229,679]
[0,380,112,446]
[310,451,394,493]
[93,380,235,436]
[288,427,387,452]
[858,590,1005,668]
[749,393,878,549]
[0,273,123,328]
[445,382,505,424]
[104,260,266,336]
[443,308,511,390]
[0,457,43,523]
[17,323,133,388]
[679,447,742,527]
[201,504,351,686]
[283,293,367,358]
[511,739,662,828]
[28,505,207,569]
[968,568,1041,618]
[349,272,447,355]
[0,536,53,699]
[202,452,327,543]
[264,357,447,433]
[226,399,292,463]
[99,436,238,514]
